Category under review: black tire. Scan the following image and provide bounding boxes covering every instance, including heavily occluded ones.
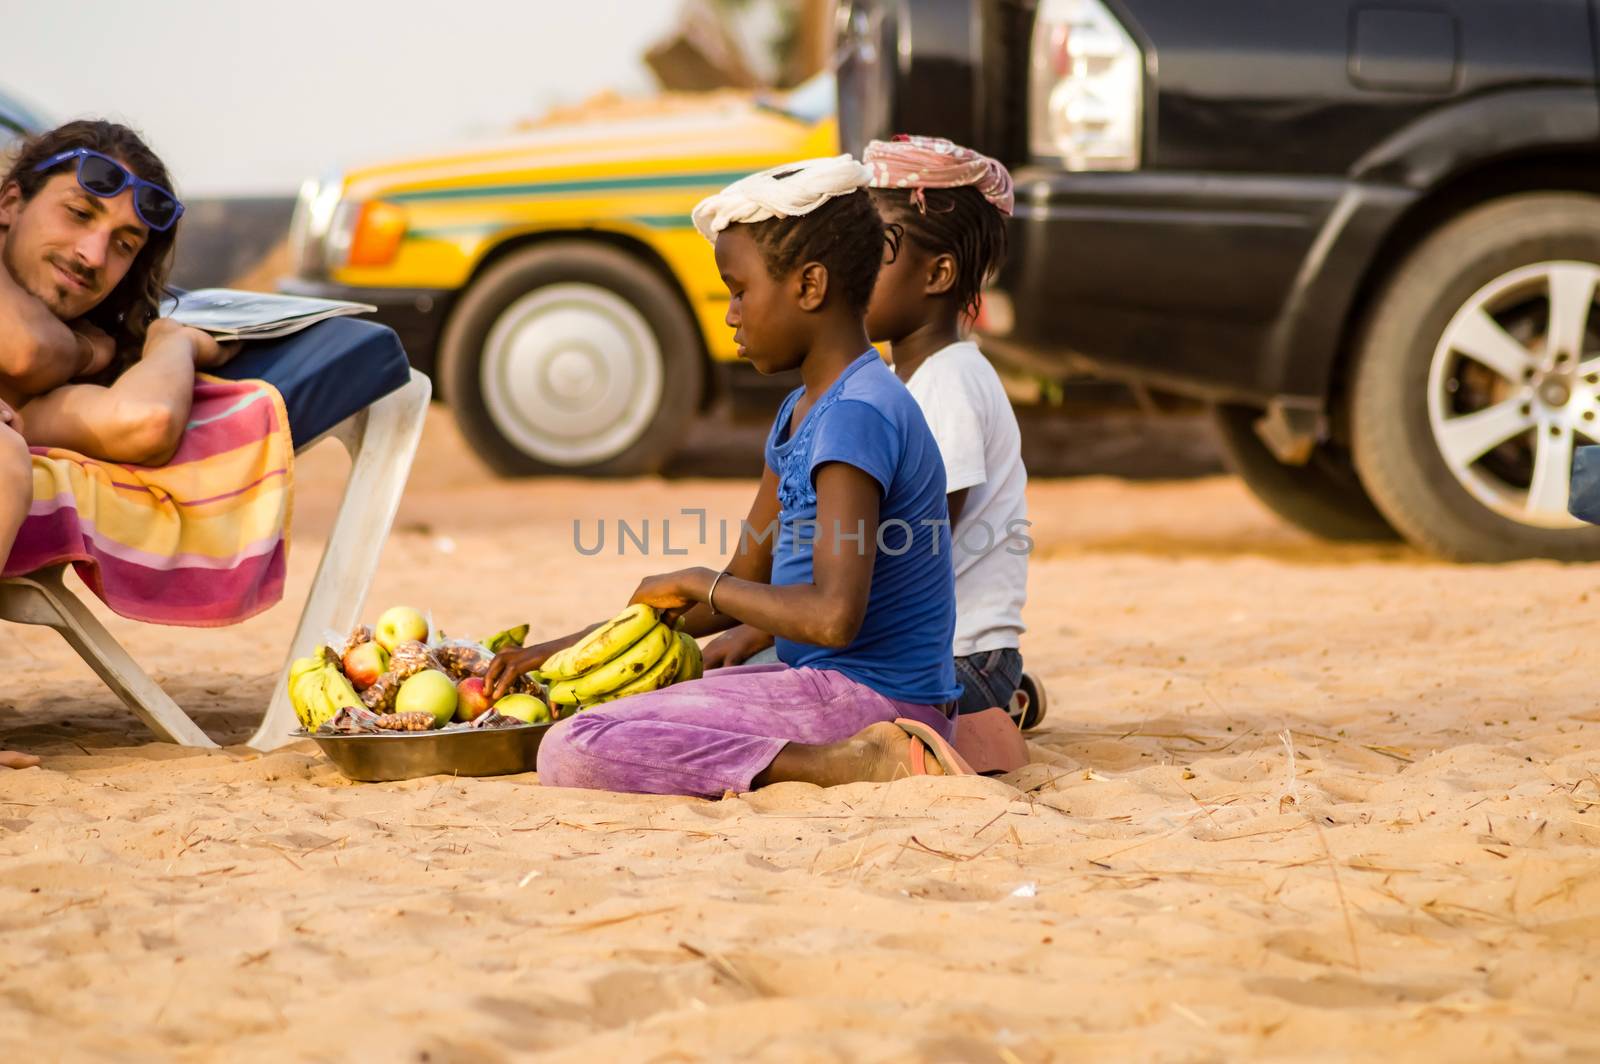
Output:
[1212,404,1399,541]
[1350,193,1600,562]
[439,241,705,476]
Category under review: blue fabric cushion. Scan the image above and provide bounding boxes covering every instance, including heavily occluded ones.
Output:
[213,317,412,448]
[1571,445,1600,525]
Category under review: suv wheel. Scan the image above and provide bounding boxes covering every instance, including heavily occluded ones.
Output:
[1211,404,1397,541]
[439,241,704,476]
[1351,193,1600,561]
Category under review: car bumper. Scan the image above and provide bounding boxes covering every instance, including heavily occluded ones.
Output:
[984,169,1412,407]
[278,278,455,378]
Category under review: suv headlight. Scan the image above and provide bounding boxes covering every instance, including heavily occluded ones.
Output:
[1028,0,1144,170]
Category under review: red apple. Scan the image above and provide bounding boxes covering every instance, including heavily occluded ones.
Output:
[456,676,493,722]
[375,606,429,652]
[341,641,390,691]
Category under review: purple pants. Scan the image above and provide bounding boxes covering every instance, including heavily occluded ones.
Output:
[535,662,955,798]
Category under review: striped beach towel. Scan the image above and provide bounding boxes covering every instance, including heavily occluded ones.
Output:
[2,375,293,627]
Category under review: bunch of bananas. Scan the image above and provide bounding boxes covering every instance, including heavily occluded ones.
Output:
[288,646,364,732]
[541,604,703,712]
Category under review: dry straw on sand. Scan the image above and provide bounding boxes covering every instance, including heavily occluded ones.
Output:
[4,409,1599,1059]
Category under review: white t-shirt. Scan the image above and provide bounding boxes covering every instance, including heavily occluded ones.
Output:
[900,340,1029,657]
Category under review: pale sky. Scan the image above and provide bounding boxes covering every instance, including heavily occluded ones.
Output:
[0,0,699,196]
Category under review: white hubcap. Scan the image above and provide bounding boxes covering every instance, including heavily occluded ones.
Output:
[479,283,664,467]
[1429,261,1600,529]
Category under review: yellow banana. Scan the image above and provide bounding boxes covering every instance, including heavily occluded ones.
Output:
[294,668,334,731]
[287,649,365,732]
[542,604,660,680]
[289,654,324,685]
[547,621,674,704]
[674,631,702,683]
[589,622,679,697]
[615,632,684,696]
[320,666,363,715]
[586,633,686,706]
[546,681,582,707]
[289,668,324,730]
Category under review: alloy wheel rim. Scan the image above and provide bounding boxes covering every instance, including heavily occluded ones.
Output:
[479,283,664,467]
[1428,260,1600,529]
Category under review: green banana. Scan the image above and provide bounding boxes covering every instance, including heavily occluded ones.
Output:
[547,621,674,704]
[674,631,702,683]
[542,604,660,680]
[484,623,529,653]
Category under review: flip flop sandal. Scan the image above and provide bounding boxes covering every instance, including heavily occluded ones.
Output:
[894,718,976,776]
[1010,672,1048,731]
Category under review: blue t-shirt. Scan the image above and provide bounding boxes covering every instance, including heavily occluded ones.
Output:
[763,351,961,705]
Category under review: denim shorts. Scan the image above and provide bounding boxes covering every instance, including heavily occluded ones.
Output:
[743,644,980,719]
[953,647,1023,715]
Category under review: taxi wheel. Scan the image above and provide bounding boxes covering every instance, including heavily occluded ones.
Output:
[440,241,705,476]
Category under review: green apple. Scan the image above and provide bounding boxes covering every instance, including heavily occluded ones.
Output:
[395,669,457,726]
[375,606,429,652]
[492,693,551,724]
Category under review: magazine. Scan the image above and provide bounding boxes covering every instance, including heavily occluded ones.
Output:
[161,289,377,341]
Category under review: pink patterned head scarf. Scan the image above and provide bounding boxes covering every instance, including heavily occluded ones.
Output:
[863,135,1015,216]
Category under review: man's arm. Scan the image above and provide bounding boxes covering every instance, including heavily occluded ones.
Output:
[0,248,96,394]
[18,321,216,466]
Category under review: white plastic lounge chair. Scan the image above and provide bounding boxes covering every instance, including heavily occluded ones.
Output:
[0,319,430,752]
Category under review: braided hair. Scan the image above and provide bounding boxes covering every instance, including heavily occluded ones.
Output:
[742,180,887,313]
[870,185,1007,324]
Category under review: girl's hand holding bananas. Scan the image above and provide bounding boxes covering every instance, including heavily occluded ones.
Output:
[628,567,716,625]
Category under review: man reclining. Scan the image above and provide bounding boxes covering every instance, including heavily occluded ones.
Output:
[1,120,230,768]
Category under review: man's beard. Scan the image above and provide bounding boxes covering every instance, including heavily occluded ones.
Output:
[44,254,100,315]
[3,240,97,319]
[3,239,56,314]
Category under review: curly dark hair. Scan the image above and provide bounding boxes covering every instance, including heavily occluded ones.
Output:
[870,185,1007,324]
[2,120,179,367]
[742,182,887,313]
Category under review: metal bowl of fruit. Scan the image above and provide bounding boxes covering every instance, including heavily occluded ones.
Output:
[303,720,552,783]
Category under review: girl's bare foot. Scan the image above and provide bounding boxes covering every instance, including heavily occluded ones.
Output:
[0,750,40,769]
[755,721,945,788]
[850,721,947,781]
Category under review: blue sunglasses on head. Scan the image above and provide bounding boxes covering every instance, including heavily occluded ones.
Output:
[33,147,184,232]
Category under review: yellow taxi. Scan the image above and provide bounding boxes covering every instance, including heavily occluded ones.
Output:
[282,75,836,475]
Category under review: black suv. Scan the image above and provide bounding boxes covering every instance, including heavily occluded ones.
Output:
[838,0,1600,561]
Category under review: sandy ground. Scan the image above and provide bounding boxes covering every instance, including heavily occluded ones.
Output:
[4,408,1600,1062]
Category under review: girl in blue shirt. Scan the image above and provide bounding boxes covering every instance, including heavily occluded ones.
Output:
[486,157,972,796]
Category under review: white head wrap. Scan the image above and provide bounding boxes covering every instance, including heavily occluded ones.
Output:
[691,154,873,242]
